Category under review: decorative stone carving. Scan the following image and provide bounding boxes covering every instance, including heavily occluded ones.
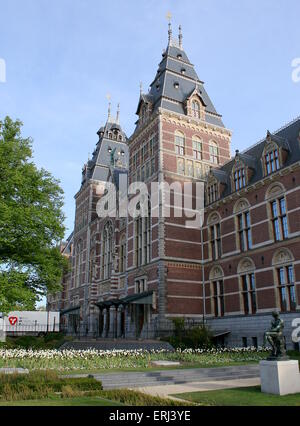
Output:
[237,257,255,274]
[209,265,224,281]
[272,248,294,266]
[233,198,250,214]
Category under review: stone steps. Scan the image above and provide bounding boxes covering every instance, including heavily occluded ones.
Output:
[92,365,260,390]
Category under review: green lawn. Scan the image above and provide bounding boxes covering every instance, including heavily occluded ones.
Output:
[0,396,123,406]
[174,386,300,406]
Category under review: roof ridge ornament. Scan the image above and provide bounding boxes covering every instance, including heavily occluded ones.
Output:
[166,11,172,45]
[178,25,183,49]
[116,103,120,124]
[106,93,111,122]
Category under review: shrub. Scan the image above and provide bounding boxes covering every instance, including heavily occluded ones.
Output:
[100,389,191,406]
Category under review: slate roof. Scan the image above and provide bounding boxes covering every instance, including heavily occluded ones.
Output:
[80,119,129,188]
[210,117,300,200]
[137,40,225,128]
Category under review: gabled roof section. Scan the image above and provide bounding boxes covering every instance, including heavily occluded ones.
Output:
[209,117,300,201]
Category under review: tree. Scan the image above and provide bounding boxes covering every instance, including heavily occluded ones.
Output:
[0,116,67,313]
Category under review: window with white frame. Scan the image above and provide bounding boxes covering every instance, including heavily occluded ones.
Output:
[265,149,280,175]
[175,131,185,155]
[210,223,222,260]
[241,273,257,315]
[271,197,288,241]
[234,168,246,191]
[237,212,252,252]
[277,265,296,312]
[209,141,219,164]
[192,136,202,160]
[207,183,218,204]
[212,280,225,317]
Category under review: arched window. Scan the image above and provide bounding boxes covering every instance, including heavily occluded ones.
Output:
[102,222,113,280]
[237,258,257,315]
[134,200,151,267]
[209,141,219,164]
[192,100,200,119]
[209,266,225,318]
[272,249,296,312]
[192,136,202,160]
[175,131,185,156]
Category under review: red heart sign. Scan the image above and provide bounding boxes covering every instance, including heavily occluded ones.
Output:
[8,317,18,326]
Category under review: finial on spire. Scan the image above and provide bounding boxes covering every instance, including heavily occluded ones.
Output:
[140,81,143,96]
[178,25,183,49]
[106,93,111,121]
[166,11,172,44]
[116,103,120,124]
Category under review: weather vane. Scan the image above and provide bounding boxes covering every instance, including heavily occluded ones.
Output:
[166,11,172,22]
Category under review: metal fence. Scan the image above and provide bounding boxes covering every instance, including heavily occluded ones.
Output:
[2,324,60,336]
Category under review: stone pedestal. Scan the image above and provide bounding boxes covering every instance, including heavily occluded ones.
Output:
[260,360,300,395]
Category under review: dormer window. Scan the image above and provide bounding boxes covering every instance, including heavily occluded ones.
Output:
[265,149,280,175]
[177,54,182,59]
[181,68,186,75]
[234,168,246,191]
[174,82,180,89]
[192,100,200,119]
[208,183,218,204]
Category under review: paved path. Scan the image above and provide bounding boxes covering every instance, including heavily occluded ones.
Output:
[92,365,260,390]
[134,378,260,399]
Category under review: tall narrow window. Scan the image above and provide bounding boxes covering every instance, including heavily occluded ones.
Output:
[238,212,252,252]
[213,280,225,317]
[241,273,257,315]
[265,149,280,175]
[208,183,218,204]
[209,142,219,164]
[278,265,296,312]
[175,131,185,155]
[192,100,200,119]
[119,236,126,273]
[234,168,246,191]
[192,137,202,160]
[102,223,113,280]
[135,201,151,267]
[210,223,222,260]
[271,198,288,241]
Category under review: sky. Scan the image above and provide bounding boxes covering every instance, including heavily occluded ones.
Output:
[0,0,300,237]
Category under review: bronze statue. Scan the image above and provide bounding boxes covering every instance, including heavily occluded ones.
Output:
[264,311,289,360]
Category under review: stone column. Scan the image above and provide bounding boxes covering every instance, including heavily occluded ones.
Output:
[102,309,107,338]
[117,307,122,338]
[108,306,115,338]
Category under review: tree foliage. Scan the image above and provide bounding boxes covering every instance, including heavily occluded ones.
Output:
[0,116,67,312]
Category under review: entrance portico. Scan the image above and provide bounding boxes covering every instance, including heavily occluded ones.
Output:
[95,291,154,339]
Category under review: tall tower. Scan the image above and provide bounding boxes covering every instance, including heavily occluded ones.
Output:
[70,104,128,334]
[127,23,232,333]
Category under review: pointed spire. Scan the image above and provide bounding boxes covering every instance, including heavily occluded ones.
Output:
[178,25,183,49]
[116,103,120,124]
